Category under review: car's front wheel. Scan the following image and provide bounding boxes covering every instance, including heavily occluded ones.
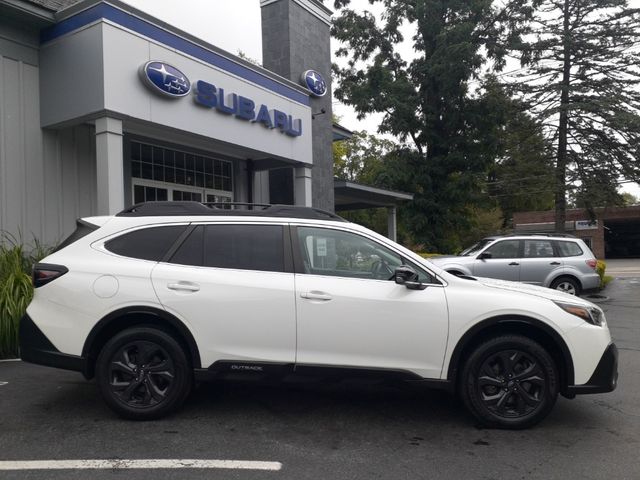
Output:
[460,335,558,429]
[96,327,193,420]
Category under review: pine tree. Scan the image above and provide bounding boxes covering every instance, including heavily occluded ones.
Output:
[331,0,534,251]
[510,0,640,231]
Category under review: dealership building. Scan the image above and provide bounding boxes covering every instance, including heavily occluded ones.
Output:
[1,0,415,246]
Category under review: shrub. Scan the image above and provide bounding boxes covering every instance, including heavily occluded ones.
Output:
[0,234,53,358]
[595,260,612,288]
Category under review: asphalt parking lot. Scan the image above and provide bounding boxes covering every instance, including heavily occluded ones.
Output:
[1,269,639,479]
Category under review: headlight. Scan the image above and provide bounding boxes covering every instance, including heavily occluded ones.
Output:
[554,301,606,326]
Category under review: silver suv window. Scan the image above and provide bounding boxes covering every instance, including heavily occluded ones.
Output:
[523,240,555,258]
[556,240,584,257]
[484,240,520,259]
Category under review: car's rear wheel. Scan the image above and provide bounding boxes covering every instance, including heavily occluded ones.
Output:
[550,277,581,296]
[96,327,192,420]
[460,335,558,429]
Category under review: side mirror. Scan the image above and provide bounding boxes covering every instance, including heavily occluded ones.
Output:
[394,265,428,290]
[478,252,492,260]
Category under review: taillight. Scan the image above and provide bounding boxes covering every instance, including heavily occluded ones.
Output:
[585,259,597,269]
[32,263,69,288]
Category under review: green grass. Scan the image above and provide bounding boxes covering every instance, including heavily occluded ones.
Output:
[0,233,53,358]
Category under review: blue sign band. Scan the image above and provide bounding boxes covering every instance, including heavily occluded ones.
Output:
[41,2,310,106]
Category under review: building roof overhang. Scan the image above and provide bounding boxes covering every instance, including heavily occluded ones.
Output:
[334,178,413,211]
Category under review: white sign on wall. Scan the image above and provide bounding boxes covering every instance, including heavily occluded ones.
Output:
[576,220,598,230]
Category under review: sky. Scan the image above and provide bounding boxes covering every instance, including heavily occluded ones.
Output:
[122,0,639,198]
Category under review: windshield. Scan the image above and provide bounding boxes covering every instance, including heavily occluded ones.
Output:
[460,239,494,256]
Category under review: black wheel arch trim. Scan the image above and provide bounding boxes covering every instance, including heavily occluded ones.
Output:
[82,306,202,373]
[446,315,575,391]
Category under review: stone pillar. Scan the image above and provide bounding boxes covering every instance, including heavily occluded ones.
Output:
[95,116,124,214]
[387,206,397,242]
[261,0,334,211]
[295,166,313,207]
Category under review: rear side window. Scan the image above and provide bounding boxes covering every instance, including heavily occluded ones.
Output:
[105,225,186,261]
[556,241,584,257]
[169,224,285,272]
[523,240,555,258]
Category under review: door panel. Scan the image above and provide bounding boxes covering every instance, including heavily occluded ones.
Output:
[151,223,296,368]
[293,226,449,379]
[152,263,296,368]
[472,239,521,281]
[519,239,561,285]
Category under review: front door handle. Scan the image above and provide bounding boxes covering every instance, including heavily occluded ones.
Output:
[550,261,561,265]
[509,262,520,266]
[167,282,200,292]
[300,291,332,301]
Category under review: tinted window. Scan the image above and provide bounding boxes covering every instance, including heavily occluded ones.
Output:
[169,224,284,272]
[105,225,186,261]
[556,241,583,257]
[484,240,520,259]
[524,240,555,258]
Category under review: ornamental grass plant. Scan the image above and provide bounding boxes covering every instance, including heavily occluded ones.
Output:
[0,233,52,358]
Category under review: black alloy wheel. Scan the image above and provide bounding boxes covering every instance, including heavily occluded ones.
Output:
[476,350,545,418]
[461,334,558,429]
[96,327,192,420]
[109,341,175,407]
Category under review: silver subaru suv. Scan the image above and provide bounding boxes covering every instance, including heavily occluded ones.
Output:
[430,234,600,296]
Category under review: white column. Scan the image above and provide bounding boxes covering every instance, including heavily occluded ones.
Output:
[294,166,312,207]
[95,117,124,214]
[387,206,397,242]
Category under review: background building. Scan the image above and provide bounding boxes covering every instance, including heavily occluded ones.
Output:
[0,0,335,245]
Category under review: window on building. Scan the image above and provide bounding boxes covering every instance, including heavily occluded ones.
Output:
[130,141,233,204]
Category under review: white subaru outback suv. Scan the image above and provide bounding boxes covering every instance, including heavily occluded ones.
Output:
[20,202,617,428]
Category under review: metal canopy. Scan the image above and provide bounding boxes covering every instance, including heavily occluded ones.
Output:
[334,179,413,211]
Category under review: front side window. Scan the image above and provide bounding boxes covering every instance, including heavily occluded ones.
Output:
[296,227,404,281]
[105,225,187,261]
[483,239,520,259]
[169,224,285,273]
[524,240,555,258]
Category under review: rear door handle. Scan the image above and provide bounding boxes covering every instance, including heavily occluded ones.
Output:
[509,262,520,266]
[300,291,332,301]
[167,282,200,292]
[550,261,561,265]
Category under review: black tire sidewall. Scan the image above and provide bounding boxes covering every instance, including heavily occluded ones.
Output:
[461,335,559,429]
[96,327,192,420]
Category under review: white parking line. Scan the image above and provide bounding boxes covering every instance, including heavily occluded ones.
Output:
[0,359,21,363]
[0,459,282,471]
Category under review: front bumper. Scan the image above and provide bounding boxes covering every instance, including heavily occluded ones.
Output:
[565,343,618,395]
[19,314,87,374]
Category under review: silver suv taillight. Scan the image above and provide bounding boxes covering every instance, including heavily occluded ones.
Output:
[585,259,597,269]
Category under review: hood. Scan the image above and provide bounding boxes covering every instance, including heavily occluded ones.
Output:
[473,276,598,307]
[429,255,465,263]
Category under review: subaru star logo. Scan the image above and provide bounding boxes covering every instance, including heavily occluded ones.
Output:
[140,61,191,98]
[301,69,328,97]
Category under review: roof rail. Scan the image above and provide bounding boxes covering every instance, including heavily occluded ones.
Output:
[504,232,577,238]
[116,201,348,222]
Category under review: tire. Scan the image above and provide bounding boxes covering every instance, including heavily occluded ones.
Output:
[460,334,558,429]
[96,327,193,420]
[550,277,581,296]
